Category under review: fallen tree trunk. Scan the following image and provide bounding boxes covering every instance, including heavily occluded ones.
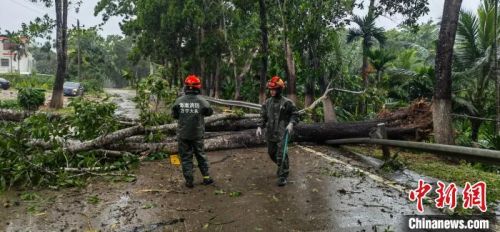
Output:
[26,100,431,154]
[293,122,424,142]
[29,114,425,153]
[0,109,63,122]
[29,113,260,153]
[124,131,239,143]
[0,109,28,122]
[108,130,265,153]
[106,123,422,154]
[206,118,261,132]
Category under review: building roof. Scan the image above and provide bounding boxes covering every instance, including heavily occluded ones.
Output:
[0,35,29,43]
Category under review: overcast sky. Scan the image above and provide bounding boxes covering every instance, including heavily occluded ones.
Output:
[0,0,123,41]
[0,0,483,43]
[365,0,481,29]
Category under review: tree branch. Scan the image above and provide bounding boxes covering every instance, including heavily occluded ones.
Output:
[298,82,334,114]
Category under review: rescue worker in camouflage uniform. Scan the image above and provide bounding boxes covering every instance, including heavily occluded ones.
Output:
[256,76,299,186]
[172,74,214,188]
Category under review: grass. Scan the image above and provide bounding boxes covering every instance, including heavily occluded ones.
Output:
[86,195,100,205]
[38,105,75,115]
[343,145,500,204]
[0,99,20,109]
[0,73,54,90]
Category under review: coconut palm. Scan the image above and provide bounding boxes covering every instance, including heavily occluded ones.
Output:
[453,0,500,141]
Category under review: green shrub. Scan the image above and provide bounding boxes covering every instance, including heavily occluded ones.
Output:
[454,120,473,147]
[483,133,500,150]
[82,79,103,93]
[17,88,45,111]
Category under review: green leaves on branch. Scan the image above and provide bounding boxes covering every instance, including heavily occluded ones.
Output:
[68,97,118,140]
[0,98,134,192]
[135,67,176,127]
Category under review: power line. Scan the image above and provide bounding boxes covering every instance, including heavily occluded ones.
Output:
[6,0,79,23]
[6,0,51,16]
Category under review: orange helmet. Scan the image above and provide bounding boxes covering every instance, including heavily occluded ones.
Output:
[184,74,201,89]
[267,76,285,89]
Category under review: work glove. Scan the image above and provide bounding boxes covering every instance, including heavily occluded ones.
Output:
[256,127,262,137]
[286,123,293,134]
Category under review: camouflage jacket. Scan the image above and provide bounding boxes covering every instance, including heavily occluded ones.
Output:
[172,94,213,140]
[260,96,299,142]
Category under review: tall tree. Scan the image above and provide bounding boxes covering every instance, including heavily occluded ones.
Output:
[346,0,386,114]
[433,0,462,144]
[276,0,297,103]
[49,0,69,108]
[494,0,500,135]
[258,0,269,104]
[290,0,353,121]
[28,0,69,108]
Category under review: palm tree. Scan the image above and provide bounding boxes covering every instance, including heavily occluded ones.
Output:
[13,41,28,73]
[346,2,386,114]
[454,0,499,141]
[367,48,396,84]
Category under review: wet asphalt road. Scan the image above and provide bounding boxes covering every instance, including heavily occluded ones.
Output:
[105,88,139,120]
[0,146,441,231]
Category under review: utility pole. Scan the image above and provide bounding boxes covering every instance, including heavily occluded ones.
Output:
[77,19,81,81]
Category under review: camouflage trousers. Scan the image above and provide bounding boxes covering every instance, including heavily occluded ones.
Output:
[267,140,289,178]
[178,139,209,182]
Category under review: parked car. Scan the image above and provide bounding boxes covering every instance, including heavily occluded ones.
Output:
[63,82,84,96]
[0,78,10,90]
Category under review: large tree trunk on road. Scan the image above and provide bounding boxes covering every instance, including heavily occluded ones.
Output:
[109,130,265,153]
[0,110,28,122]
[293,122,422,142]
[27,112,426,153]
[108,124,421,154]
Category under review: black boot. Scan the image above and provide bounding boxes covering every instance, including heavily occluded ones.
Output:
[202,176,214,185]
[277,177,287,187]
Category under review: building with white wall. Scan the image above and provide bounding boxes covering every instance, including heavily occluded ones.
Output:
[0,36,34,74]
